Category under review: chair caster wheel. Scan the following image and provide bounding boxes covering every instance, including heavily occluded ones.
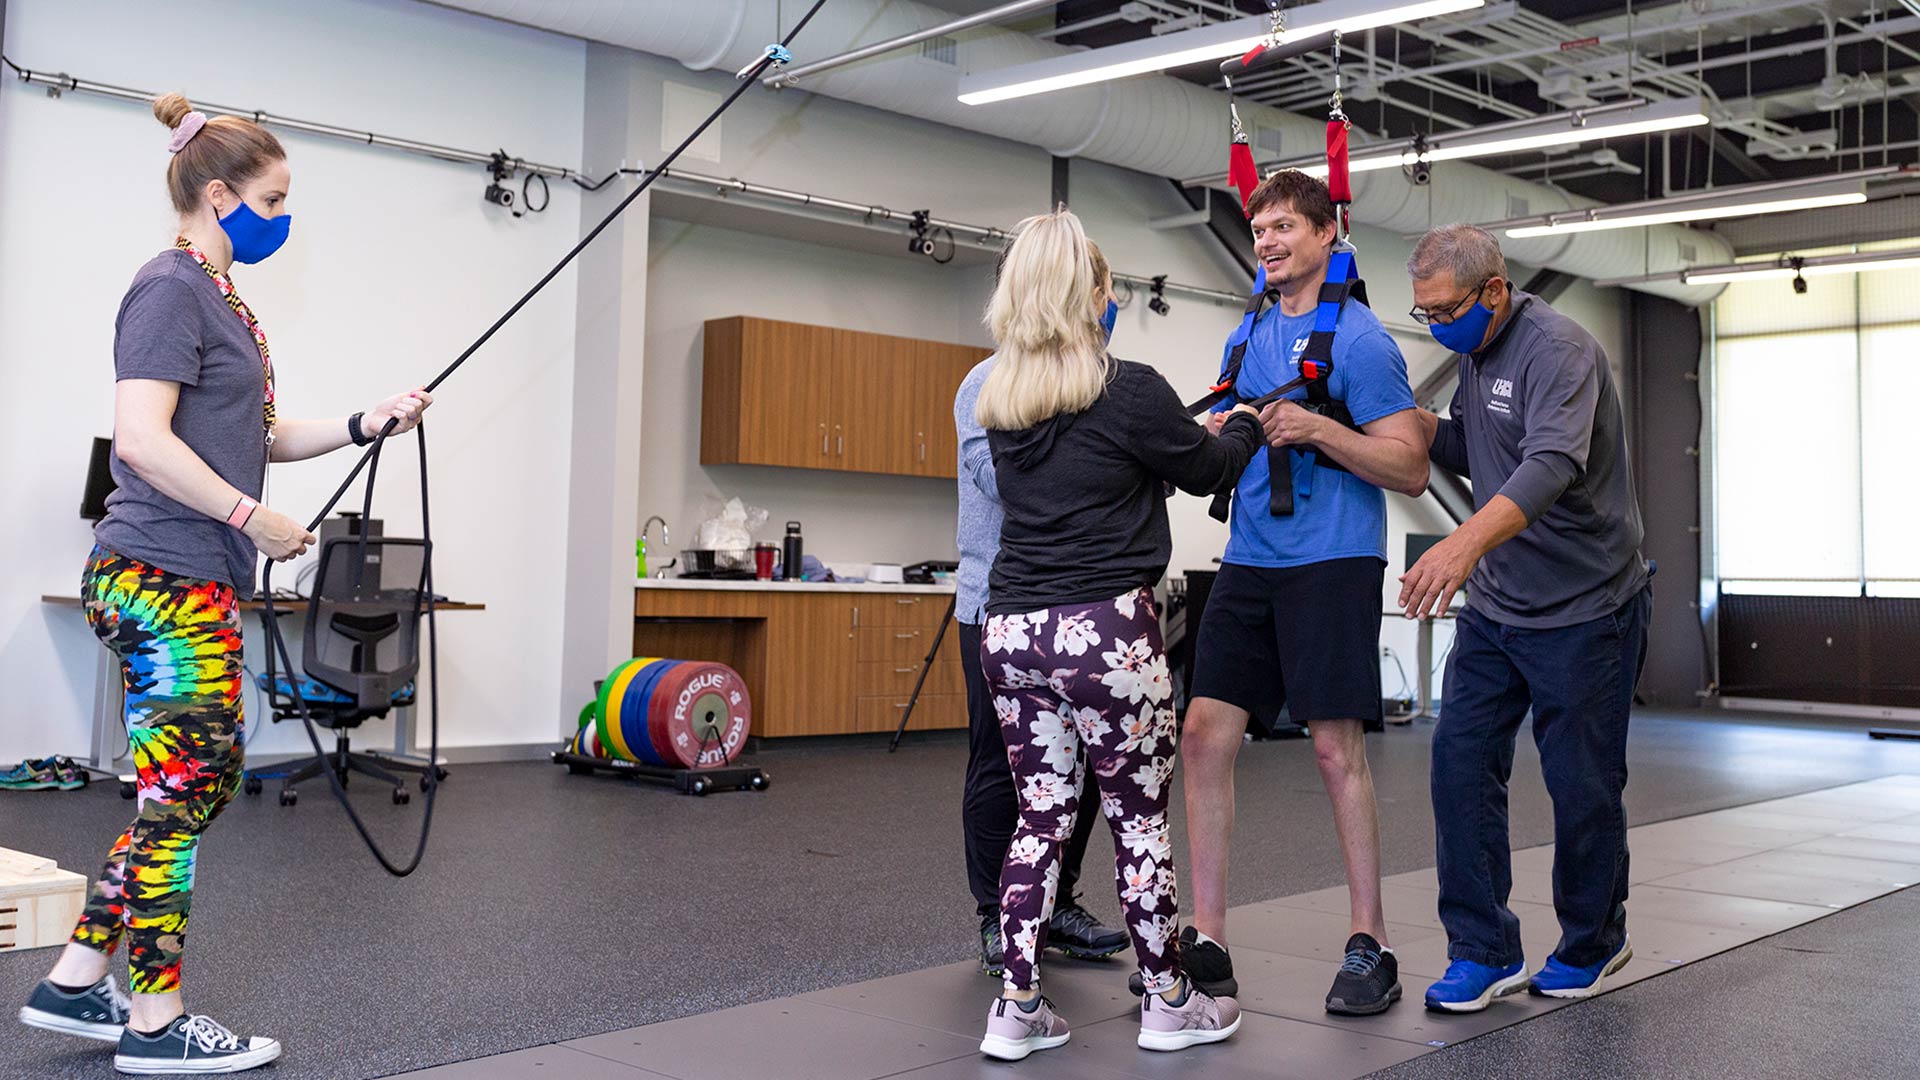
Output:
[119,781,136,800]
[243,776,263,796]
[393,788,410,805]
[749,774,769,791]
[434,766,449,781]
[690,778,709,796]
[418,774,432,792]
[279,789,297,807]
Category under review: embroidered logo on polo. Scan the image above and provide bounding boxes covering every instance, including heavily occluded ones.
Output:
[1487,376,1514,415]
[174,239,277,447]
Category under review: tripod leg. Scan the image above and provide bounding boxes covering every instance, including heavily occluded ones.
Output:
[891,594,959,753]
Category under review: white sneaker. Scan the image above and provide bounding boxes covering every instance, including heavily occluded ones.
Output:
[979,994,1070,1061]
[114,1014,282,1074]
[1138,978,1241,1052]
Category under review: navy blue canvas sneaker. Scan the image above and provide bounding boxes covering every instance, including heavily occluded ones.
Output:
[18,975,130,1041]
[115,1014,281,1074]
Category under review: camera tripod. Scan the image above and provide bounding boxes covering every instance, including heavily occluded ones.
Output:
[888,592,958,753]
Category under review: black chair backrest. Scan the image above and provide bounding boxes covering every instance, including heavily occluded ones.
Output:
[303,536,429,714]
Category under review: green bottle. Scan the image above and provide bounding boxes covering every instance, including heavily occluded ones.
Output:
[636,537,646,580]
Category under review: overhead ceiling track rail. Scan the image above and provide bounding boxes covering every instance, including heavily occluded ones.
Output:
[655,167,1252,307]
[2,57,583,180]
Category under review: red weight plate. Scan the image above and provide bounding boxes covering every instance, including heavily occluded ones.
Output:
[646,661,751,769]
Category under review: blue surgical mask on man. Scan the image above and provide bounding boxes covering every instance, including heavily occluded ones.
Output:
[1100,298,1118,342]
[1429,296,1495,353]
[218,198,293,265]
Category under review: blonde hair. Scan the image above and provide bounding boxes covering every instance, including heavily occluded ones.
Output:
[153,92,286,215]
[976,211,1113,431]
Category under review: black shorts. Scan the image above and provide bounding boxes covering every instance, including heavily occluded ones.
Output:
[1189,557,1386,731]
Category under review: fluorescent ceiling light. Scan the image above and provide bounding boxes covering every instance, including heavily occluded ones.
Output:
[957,0,1483,106]
[1289,97,1708,178]
[1684,247,1920,284]
[1507,185,1864,238]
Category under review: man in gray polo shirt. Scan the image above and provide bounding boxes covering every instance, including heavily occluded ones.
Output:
[1399,224,1652,1013]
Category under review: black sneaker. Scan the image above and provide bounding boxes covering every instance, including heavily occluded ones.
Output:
[1128,926,1238,997]
[1047,903,1128,960]
[114,1015,281,1075]
[979,912,1006,977]
[1326,933,1401,1016]
[18,975,130,1042]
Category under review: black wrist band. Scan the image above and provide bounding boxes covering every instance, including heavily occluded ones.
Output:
[348,412,372,447]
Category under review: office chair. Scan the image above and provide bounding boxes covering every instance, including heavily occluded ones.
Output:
[246,536,439,807]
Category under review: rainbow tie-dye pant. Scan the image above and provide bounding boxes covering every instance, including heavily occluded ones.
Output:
[72,545,246,995]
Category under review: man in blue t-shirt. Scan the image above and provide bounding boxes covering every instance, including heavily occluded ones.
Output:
[1177,171,1430,1017]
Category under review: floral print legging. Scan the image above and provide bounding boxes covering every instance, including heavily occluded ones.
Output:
[72,545,246,995]
[984,587,1184,995]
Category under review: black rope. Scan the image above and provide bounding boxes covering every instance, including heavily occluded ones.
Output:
[257,1,829,877]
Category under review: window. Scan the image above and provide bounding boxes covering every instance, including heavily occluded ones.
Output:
[1713,243,1920,597]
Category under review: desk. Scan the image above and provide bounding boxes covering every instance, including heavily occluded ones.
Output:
[41,595,485,779]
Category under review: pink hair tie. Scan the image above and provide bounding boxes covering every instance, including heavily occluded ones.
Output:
[167,111,208,154]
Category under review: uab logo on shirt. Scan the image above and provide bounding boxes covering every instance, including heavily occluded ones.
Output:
[1488,377,1514,415]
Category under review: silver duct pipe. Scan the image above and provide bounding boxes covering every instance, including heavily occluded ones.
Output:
[433,0,1730,302]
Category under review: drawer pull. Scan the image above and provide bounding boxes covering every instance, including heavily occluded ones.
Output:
[895,598,918,606]
[895,632,918,639]
[894,666,916,673]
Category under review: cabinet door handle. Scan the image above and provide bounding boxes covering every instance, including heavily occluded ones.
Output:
[851,605,859,638]
[917,433,926,462]
[895,632,918,639]
[820,423,828,455]
[895,598,917,606]
[894,666,917,674]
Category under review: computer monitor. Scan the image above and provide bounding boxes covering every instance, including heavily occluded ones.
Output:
[1405,532,1447,572]
[80,437,115,521]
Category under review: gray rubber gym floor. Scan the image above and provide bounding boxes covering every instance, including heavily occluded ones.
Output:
[3,706,1917,1079]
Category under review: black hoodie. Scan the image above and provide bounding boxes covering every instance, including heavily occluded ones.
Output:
[985,358,1263,616]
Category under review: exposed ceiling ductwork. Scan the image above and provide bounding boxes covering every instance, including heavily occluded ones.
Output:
[432,0,1729,301]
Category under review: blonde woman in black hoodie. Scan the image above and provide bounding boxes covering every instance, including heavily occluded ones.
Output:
[974,210,1263,1062]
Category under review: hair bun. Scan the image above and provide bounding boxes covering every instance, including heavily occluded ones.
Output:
[152,92,195,130]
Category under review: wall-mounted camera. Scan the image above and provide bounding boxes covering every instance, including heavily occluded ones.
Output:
[1406,134,1432,187]
[1148,275,1171,317]
[906,209,955,263]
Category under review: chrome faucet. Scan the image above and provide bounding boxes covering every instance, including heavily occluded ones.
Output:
[641,516,675,579]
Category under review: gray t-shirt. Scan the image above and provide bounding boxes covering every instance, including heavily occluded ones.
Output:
[1429,291,1649,629]
[94,249,268,596]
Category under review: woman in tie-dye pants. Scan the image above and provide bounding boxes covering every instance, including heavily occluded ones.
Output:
[69,546,249,996]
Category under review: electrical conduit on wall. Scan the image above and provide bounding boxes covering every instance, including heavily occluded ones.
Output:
[434,0,1729,303]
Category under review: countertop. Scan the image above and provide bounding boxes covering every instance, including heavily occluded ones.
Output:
[635,578,956,595]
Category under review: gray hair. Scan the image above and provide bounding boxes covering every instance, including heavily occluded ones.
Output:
[1407,223,1508,285]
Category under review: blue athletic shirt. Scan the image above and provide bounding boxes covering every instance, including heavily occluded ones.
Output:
[1216,299,1415,569]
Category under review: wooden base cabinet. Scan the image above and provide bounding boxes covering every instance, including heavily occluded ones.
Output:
[634,587,965,738]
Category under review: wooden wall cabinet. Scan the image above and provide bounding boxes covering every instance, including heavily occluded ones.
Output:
[701,316,987,479]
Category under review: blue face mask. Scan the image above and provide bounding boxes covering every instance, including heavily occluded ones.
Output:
[218,198,292,265]
[1100,299,1118,342]
[1429,300,1494,353]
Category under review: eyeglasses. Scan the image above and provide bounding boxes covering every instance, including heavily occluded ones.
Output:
[1409,279,1493,325]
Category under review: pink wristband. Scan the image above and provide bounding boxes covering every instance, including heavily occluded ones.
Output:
[227,496,259,529]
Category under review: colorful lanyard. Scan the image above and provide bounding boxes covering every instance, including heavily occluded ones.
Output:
[174,238,277,447]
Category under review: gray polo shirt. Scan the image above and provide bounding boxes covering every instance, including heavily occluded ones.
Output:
[94,249,268,596]
[1429,290,1648,629]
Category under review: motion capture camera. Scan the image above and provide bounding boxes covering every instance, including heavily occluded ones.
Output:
[484,149,517,209]
[1792,272,1808,295]
[1407,158,1432,187]
[907,209,936,257]
[1148,275,1171,317]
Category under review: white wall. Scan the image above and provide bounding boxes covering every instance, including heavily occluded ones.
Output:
[0,0,586,760]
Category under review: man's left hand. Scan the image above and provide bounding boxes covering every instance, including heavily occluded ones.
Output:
[366,388,435,436]
[1259,400,1324,448]
[1399,533,1480,620]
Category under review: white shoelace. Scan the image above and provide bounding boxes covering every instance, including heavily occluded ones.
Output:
[181,1015,243,1053]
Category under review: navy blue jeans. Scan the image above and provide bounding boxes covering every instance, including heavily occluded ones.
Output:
[1431,585,1651,969]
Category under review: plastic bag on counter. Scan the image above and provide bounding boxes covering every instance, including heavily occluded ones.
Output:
[694,495,769,554]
